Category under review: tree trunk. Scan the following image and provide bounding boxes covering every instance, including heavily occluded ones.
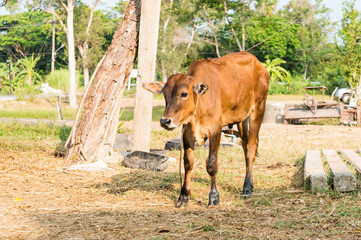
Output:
[82,0,99,88]
[83,42,89,87]
[303,63,308,81]
[67,0,78,109]
[65,0,140,162]
[222,0,242,52]
[241,0,246,51]
[201,8,220,57]
[161,61,167,82]
[51,15,56,72]
[83,61,89,87]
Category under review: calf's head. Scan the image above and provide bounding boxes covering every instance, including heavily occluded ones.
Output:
[143,73,208,131]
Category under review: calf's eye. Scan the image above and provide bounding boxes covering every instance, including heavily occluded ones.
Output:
[181,92,188,98]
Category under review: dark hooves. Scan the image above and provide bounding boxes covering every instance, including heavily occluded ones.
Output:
[242,188,253,199]
[242,192,252,199]
[242,178,253,199]
[208,191,219,207]
[175,195,189,208]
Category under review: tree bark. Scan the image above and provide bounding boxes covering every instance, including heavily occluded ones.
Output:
[67,0,78,108]
[201,8,220,57]
[81,0,99,88]
[65,0,141,162]
[83,58,89,87]
[51,14,56,72]
[222,0,242,52]
[241,0,246,51]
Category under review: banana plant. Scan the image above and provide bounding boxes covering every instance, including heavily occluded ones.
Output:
[15,55,42,86]
[262,56,291,84]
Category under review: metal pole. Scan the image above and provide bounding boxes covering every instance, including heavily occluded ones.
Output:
[6,60,12,94]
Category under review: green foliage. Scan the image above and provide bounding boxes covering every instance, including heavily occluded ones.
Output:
[74,3,118,74]
[262,56,290,83]
[44,69,81,93]
[14,85,42,101]
[15,55,42,86]
[246,15,301,66]
[0,0,353,97]
[0,62,13,94]
[335,0,361,88]
[0,11,54,66]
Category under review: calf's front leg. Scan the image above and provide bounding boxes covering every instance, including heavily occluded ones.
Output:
[176,124,195,208]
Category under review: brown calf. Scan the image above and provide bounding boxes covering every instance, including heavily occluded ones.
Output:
[143,51,269,207]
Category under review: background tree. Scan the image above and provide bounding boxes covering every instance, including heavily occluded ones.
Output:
[74,3,118,86]
[74,0,99,87]
[280,0,332,80]
[336,0,361,90]
[35,0,78,108]
[0,11,52,63]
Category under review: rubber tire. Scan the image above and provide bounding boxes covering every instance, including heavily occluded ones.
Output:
[341,93,351,104]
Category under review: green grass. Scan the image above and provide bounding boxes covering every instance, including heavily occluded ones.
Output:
[0,122,71,151]
[0,106,164,121]
[0,109,77,120]
[119,106,164,121]
[0,121,70,139]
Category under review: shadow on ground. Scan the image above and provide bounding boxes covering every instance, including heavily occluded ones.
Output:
[96,170,179,199]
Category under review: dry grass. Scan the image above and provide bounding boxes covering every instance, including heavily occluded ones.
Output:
[1,123,361,239]
[267,94,330,103]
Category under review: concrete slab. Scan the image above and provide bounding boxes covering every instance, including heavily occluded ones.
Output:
[322,150,356,192]
[340,149,361,174]
[304,150,328,192]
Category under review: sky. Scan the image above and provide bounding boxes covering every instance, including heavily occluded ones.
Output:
[1,0,361,26]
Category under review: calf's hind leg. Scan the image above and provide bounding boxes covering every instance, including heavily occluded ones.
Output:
[238,103,266,198]
[207,127,222,206]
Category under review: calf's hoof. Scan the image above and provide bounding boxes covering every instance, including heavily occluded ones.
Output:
[175,195,189,208]
[242,178,253,199]
[242,189,252,199]
[208,191,219,207]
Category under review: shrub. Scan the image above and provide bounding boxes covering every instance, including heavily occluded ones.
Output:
[44,69,81,93]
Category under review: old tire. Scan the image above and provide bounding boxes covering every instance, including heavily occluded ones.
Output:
[341,93,351,104]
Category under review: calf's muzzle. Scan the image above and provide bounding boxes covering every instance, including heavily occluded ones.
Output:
[160,117,177,130]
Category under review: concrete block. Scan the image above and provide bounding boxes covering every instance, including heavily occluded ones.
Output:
[304,150,328,192]
[263,103,285,124]
[113,133,133,150]
[322,150,356,192]
[340,149,361,174]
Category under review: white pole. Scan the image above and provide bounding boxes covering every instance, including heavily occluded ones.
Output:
[133,0,161,152]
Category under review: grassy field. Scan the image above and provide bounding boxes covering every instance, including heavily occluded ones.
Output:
[1,121,361,239]
[0,97,165,121]
[0,93,331,124]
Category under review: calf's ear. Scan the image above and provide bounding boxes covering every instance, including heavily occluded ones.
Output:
[142,81,165,94]
[194,82,209,95]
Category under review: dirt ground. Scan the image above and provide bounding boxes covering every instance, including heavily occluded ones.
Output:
[1,123,361,239]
